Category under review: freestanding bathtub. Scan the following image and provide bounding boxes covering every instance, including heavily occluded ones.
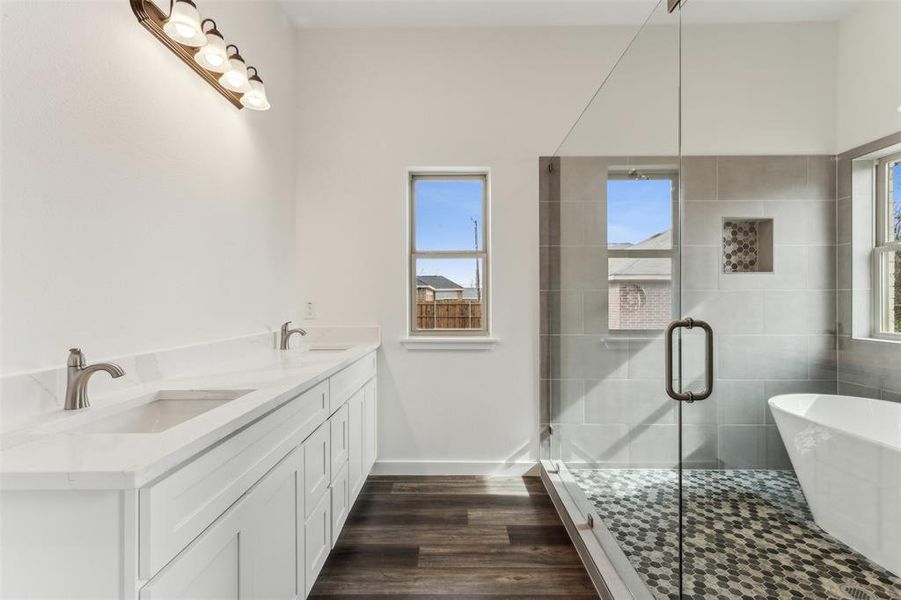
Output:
[769,394,901,577]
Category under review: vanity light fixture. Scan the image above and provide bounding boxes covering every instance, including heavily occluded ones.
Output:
[193,20,228,72]
[129,0,270,110]
[219,45,251,93]
[241,67,271,111]
[162,0,205,47]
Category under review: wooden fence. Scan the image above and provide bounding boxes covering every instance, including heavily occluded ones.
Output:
[416,299,482,330]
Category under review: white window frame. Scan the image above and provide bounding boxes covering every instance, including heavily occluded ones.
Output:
[606,169,679,334]
[873,152,901,340]
[406,168,491,340]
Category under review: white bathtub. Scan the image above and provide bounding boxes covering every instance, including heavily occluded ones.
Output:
[769,394,901,577]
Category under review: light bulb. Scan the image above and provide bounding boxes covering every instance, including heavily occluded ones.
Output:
[226,71,244,88]
[219,48,250,93]
[240,70,270,111]
[163,0,206,47]
[175,22,196,38]
[194,23,229,73]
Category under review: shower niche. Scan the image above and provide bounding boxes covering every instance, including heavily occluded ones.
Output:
[722,218,773,274]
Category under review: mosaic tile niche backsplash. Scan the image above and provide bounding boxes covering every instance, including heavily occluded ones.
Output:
[722,218,774,274]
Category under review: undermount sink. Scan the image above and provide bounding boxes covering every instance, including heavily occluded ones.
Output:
[74,389,252,434]
[306,345,351,352]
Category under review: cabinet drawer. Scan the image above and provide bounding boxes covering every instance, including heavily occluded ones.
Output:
[139,380,329,579]
[303,422,331,517]
[329,404,349,479]
[331,462,350,548]
[329,352,376,414]
[304,490,331,597]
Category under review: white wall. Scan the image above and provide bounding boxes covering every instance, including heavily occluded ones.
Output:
[294,22,839,471]
[836,0,901,153]
[295,27,635,471]
[0,1,297,372]
[559,22,838,156]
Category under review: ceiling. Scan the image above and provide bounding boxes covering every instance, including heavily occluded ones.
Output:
[279,0,857,29]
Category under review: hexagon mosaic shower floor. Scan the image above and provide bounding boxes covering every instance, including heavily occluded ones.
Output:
[570,469,901,599]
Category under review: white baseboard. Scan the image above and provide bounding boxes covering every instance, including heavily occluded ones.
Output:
[372,460,539,476]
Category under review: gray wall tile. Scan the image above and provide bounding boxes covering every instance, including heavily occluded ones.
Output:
[682,156,717,201]
[584,379,674,426]
[550,379,584,424]
[718,335,809,380]
[681,246,719,290]
[717,156,808,201]
[557,423,630,465]
[582,291,609,334]
[806,155,837,201]
[762,201,834,246]
[718,425,767,468]
[560,157,606,203]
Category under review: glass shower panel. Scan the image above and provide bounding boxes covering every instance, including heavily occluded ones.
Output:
[678,1,901,598]
[540,1,681,596]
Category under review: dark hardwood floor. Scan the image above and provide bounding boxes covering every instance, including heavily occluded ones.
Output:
[310,475,600,599]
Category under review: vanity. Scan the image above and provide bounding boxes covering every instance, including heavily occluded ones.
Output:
[0,337,379,599]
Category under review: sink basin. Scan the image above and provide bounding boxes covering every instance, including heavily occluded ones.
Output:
[74,390,252,434]
[306,345,351,352]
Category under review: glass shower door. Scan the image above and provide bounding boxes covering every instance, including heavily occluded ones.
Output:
[540,1,683,597]
[676,1,901,598]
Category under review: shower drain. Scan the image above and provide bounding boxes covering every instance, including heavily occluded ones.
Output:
[842,585,872,600]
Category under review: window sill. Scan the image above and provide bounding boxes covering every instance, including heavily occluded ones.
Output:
[851,334,901,345]
[400,337,499,351]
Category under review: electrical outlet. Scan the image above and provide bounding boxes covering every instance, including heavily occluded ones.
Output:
[304,301,316,320]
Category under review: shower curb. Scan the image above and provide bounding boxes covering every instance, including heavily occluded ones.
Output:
[540,461,636,600]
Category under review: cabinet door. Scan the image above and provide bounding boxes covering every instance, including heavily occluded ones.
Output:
[140,521,240,600]
[329,403,349,479]
[331,462,350,547]
[304,490,331,597]
[304,423,331,517]
[243,449,303,600]
[363,378,378,475]
[141,448,302,600]
[347,388,364,503]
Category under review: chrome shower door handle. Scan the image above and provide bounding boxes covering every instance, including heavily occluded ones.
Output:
[665,317,714,402]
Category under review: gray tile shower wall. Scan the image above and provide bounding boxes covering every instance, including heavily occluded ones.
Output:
[539,155,837,470]
[836,132,901,402]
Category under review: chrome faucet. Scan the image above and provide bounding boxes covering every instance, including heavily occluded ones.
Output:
[65,348,125,410]
[279,321,307,350]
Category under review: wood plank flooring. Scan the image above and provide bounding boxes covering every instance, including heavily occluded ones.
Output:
[310,476,599,599]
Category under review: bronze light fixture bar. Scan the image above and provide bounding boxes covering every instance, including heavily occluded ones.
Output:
[129,0,269,110]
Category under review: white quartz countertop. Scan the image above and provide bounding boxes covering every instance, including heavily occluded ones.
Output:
[0,342,379,491]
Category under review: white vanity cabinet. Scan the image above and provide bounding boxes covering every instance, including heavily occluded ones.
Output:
[141,445,303,600]
[0,349,378,600]
[144,349,377,600]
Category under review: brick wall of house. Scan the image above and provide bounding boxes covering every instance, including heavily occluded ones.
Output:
[608,281,672,330]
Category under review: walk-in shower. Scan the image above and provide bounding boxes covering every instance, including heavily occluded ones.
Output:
[539,1,901,598]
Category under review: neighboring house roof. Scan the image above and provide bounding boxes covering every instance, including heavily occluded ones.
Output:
[609,230,672,281]
[416,275,463,290]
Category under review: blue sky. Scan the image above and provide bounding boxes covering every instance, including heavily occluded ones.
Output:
[607,179,672,245]
[415,179,484,288]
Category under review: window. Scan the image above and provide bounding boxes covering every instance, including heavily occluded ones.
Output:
[409,172,489,336]
[606,170,677,331]
[875,153,901,338]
